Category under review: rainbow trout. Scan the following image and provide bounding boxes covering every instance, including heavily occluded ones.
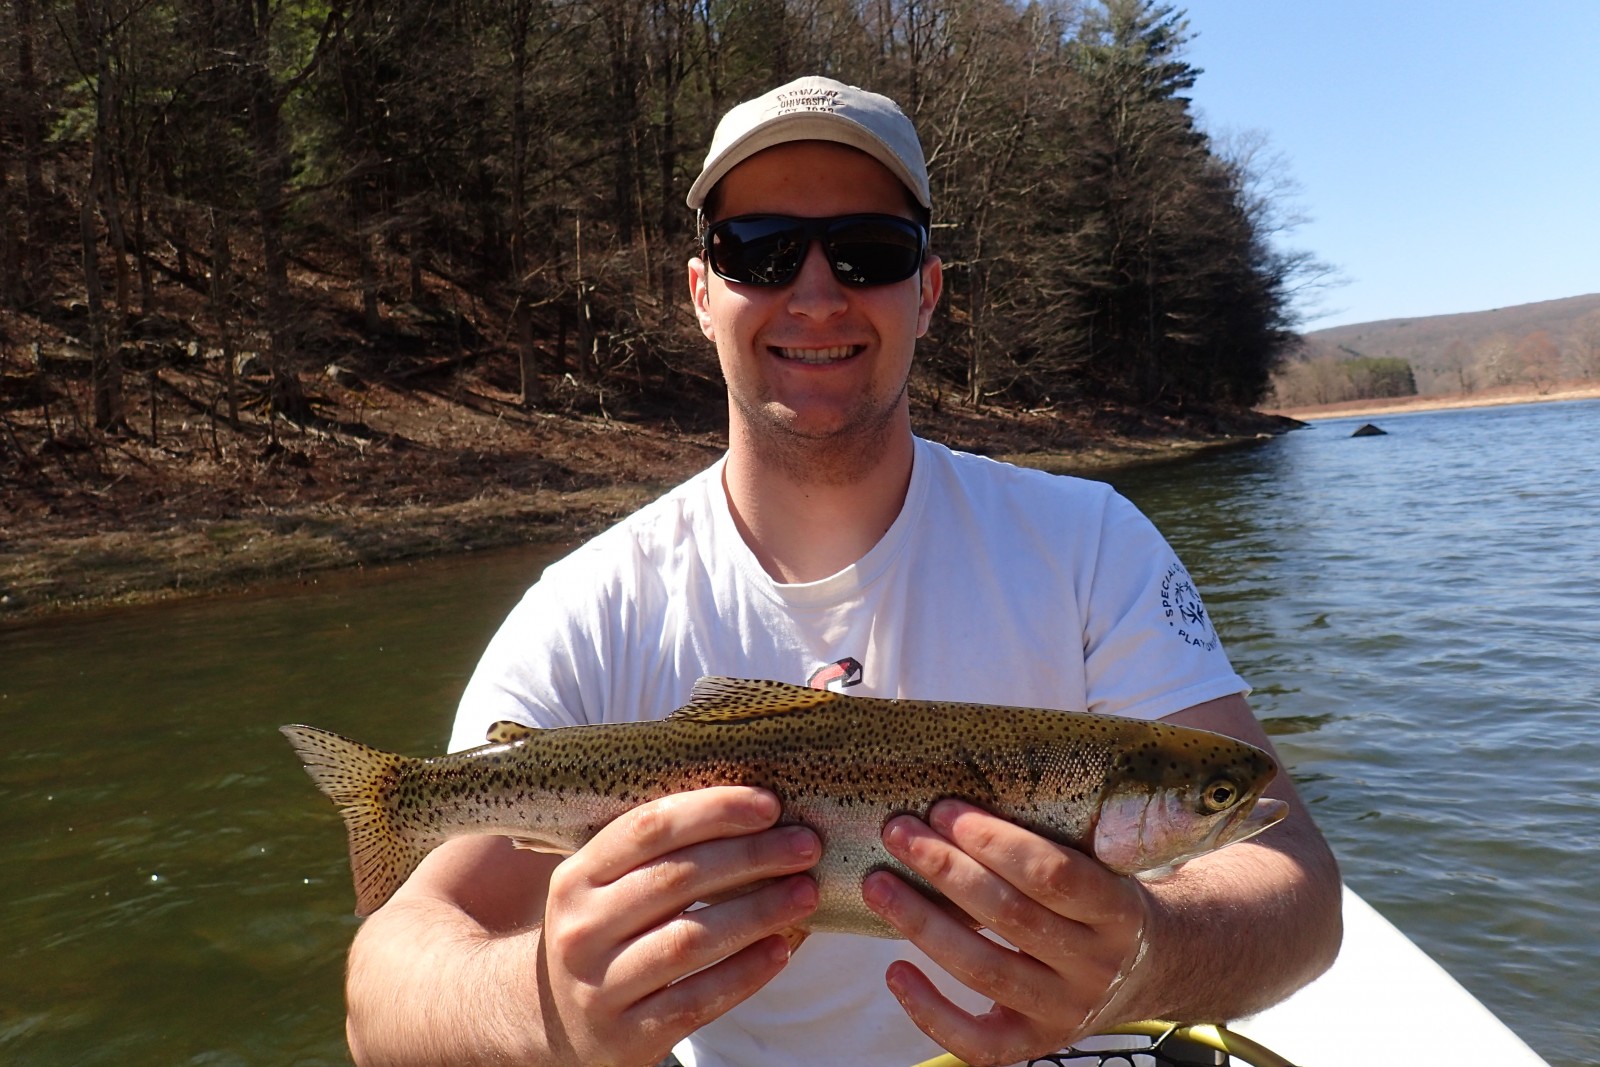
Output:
[283,677,1286,931]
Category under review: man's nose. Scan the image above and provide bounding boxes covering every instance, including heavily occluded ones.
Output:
[785,240,848,319]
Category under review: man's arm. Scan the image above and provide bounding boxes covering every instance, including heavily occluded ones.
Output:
[863,693,1342,1066]
[343,787,821,1067]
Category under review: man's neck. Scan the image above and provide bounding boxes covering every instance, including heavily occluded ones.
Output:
[722,420,916,585]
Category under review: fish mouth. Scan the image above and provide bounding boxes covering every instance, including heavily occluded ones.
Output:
[1222,796,1288,847]
[1096,790,1291,878]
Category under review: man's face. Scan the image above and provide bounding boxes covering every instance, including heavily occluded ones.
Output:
[688,141,941,462]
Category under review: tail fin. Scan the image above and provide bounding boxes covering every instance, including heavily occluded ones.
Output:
[281,725,430,917]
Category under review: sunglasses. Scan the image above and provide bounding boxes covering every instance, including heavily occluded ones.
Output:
[701,214,928,288]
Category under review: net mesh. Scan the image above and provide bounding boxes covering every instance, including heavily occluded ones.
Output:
[1031,1030,1225,1066]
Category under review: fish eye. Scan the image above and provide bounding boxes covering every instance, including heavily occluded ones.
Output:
[1201,778,1240,813]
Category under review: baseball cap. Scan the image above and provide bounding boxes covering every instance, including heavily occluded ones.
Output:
[686,76,931,211]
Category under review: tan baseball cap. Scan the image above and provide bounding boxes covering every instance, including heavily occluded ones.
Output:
[686,76,931,211]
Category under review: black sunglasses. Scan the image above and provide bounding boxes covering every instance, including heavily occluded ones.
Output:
[701,214,927,288]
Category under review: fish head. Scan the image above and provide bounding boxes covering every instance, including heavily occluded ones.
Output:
[1090,730,1287,878]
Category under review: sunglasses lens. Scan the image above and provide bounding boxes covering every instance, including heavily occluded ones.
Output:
[707,217,808,285]
[824,217,924,286]
[706,216,924,287]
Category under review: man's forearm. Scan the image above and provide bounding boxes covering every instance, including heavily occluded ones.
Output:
[346,896,551,1067]
[1114,694,1345,1026]
[1109,824,1342,1027]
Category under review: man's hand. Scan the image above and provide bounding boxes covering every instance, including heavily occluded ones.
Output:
[863,800,1148,1066]
[861,695,1342,1067]
[537,786,822,1066]
[345,786,819,1067]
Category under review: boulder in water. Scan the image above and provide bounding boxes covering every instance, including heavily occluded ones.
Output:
[1351,423,1387,437]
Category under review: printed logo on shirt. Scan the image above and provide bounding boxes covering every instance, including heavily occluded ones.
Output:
[807,657,864,691]
[1159,562,1219,652]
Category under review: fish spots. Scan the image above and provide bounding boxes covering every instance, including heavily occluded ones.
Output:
[286,682,1280,921]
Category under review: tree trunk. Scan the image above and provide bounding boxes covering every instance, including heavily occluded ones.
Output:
[354,190,382,333]
[209,210,239,428]
[508,0,539,408]
[9,0,50,303]
[83,157,121,431]
[0,151,21,309]
[78,0,123,431]
[246,49,304,432]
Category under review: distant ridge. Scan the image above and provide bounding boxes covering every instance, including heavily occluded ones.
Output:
[1301,292,1600,363]
[1272,292,1600,404]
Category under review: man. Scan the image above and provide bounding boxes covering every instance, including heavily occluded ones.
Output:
[343,75,1342,1067]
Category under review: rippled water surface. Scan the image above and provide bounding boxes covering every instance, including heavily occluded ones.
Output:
[1111,399,1600,1066]
[0,552,554,1065]
[2,399,1595,1066]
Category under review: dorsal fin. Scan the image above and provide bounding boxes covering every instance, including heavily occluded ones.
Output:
[670,677,841,724]
[486,720,538,744]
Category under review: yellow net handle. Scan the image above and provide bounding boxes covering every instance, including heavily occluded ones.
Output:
[909,1018,1297,1067]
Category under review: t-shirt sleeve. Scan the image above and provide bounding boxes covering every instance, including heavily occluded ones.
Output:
[448,560,601,752]
[1079,491,1249,720]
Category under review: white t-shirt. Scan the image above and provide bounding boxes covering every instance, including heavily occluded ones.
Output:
[453,436,1248,1067]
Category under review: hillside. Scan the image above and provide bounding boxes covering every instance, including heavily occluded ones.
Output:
[1304,292,1600,363]
[1273,293,1600,404]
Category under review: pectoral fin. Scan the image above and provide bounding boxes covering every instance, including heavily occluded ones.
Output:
[509,836,576,856]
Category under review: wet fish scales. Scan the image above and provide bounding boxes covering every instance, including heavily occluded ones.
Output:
[283,677,1286,931]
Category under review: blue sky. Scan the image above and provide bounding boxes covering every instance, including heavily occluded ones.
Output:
[1178,1,1600,329]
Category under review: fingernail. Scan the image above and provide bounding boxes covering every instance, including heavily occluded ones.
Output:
[789,876,818,909]
[884,962,909,1001]
[746,790,781,825]
[861,871,892,912]
[929,799,969,834]
[785,826,819,861]
[882,817,909,851]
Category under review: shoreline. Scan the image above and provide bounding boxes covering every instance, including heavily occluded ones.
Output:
[1266,382,1600,422]
[0,431,1259,626]
[10,380,1595,626]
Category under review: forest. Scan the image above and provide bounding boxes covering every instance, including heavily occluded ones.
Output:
[1,0,1327,470]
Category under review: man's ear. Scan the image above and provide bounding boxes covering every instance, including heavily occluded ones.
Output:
[688,257,716,341]
[916,255,943,338]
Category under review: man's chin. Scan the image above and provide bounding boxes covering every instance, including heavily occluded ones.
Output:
[734,401,907,480]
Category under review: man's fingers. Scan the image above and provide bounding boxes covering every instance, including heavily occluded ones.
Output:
[580,787,785,884]
[624,933,798,1053]
[553,819,825,979]
[868,804,1154,1064]
[606,873,818,1004]
[541,785,821,1031]
[883,960,1045,1067]
[621,823,820,919]
[549,787,820,948]
[877,810,1076,962]
[863,867,1055,1018]
[929,800,1143,930]
[885,803,1145,964]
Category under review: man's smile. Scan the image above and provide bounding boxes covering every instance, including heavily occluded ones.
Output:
[771,345,863,364]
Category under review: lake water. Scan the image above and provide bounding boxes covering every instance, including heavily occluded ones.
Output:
[2,398,1596,1066]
